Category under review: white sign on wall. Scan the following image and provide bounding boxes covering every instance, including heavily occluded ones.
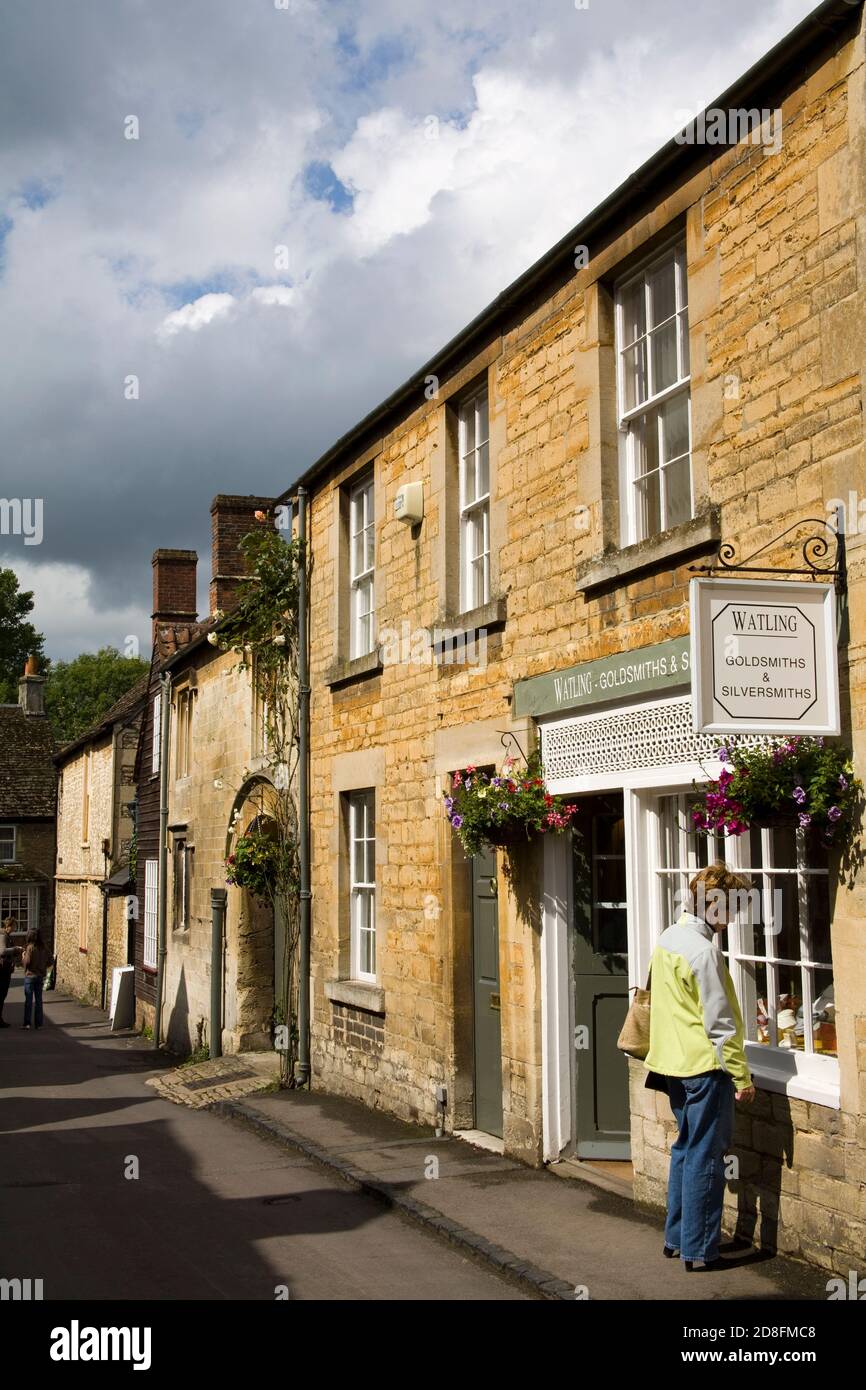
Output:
[690,578,840,735]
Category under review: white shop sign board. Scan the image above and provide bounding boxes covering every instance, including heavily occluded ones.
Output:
[690,578,840,735]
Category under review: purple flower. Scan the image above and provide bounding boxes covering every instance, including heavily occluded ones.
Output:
[491,778,501,788]
[451,814,463,829]
[792,786,806,805]
[444,797,454,813]
[798,812,812,828]
[827,805,842,822]
[717,747,729,762]
[499,802,508,811]
[838,775,848,790]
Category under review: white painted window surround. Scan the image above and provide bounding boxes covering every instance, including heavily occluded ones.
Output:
[615,239,692,546]
[538,695,840,1163]
[349,475,375,659]
[348,790,376,982]
[458,387,490,612]
[143,858,158,971]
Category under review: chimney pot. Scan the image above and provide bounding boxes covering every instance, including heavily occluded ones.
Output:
[19,655,45,716]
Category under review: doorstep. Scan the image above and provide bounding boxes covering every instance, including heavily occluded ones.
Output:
[454,1128,505,1155]
[549,1156,635,1201]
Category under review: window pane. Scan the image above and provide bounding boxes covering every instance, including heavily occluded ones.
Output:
[476,441,489,498]
[476,393,489,444]
[661,392,689,462]
[622,340,647,411]
[812,968,836,1055]
[364,520,375,572]
[663,456,691,529]
[462,453,478,507]
[620,278,645,348]
[462,403,476,454]
[650,318,678,393]
[649,256,676,327]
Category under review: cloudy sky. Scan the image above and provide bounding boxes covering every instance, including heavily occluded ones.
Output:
[0,0,819,660]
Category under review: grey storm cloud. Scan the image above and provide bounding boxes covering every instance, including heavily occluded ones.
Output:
[0,0,816,657]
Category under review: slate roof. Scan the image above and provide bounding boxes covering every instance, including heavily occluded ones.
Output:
[0,705,57,819]
[55,672,150,765]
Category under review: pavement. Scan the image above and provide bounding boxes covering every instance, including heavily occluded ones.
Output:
[1,982,832,1302]
[0,984,525,1301]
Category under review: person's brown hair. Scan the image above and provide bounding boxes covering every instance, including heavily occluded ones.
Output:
[688,862,750,901]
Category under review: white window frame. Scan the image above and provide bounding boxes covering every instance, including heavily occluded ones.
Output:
[0,884,37,935]
[78,882,88,952]
[348,790,376,982]
[143,858,158,971]
[349,475,375,659]
[458,386,490,612]
[151,693,162,776]
[639,784,839,1107]
[0,825,16,864]
[251,656,270,759]
[615,238,692,546]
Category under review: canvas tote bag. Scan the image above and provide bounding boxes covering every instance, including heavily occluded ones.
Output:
[617,964,652,1059]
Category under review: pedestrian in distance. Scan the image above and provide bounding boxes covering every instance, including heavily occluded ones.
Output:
[644,861,756,1272]
[21,928,52,1031]
[0,916,20,1028]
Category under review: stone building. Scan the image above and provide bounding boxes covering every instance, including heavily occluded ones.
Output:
[53,675,147,1006]
[0,658,56,948]
[133,498,283,1056]
[277,0,866,1275]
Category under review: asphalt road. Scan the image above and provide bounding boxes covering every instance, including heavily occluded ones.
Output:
[0,982,525,1301]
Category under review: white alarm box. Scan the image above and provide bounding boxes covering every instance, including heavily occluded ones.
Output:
[394,481,424,524]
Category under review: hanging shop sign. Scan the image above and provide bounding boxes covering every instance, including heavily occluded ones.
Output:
[513,635,690,719]
[690,578,839,735]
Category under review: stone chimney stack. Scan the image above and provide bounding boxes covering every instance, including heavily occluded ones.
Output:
[18,654,45,716]
[151,549,198,643]
[210,495,276,615]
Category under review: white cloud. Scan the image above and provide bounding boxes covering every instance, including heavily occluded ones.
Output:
[159,292,236,337]
[3,555,150,663]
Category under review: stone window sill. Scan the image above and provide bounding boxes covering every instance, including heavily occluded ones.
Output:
[325,978,385,1014]
[325,649,383,690]
[430,594,508,647]
[576,510,721,595]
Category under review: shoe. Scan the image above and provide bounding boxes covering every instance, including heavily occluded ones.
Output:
[22,1024,30,1030]
[684,1257,723,1271]
[663,1244,678,1258]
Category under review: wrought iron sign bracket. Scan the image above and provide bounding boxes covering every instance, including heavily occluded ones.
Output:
[689,512,847,596]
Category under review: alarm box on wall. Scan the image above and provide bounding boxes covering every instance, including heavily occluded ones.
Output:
[394,481,424,524]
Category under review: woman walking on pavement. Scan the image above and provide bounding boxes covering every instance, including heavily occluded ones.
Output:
[644,862,756,1272]
[21,927,52,1031]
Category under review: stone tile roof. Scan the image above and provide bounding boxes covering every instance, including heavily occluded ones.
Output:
[55,672,150,764]
[0,705,57,819]
[156,619,213,664]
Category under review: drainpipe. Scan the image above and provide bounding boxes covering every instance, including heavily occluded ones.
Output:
[153,671,171,1050]
[210,888,226,1058]
[295,486,311,1087]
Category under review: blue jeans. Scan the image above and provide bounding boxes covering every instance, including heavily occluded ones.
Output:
[23,975,44,1028]
[664,1069,735,1262]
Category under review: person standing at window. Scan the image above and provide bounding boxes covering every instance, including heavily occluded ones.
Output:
[0,917,19,1028]
[644,862,756,1271]
[21,928,51,1031]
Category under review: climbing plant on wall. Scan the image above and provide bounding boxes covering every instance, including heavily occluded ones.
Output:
[217,511,307,1085]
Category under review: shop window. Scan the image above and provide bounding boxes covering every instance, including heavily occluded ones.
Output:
[654,794,834,1060]
[615,239,692,544]
[347,790,376,981]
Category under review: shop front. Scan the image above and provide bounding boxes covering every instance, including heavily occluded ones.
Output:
[517,632,842,1166]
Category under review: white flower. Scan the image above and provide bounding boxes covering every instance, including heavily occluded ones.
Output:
[207,632,219,646]
[213,778,224,790]
[273,634,286,646]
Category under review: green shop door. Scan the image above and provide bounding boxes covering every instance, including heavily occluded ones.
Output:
[571,793,631,1158]
[472,847,503,1138]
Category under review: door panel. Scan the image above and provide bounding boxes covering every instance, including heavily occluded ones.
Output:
[572,794,631,1157]
[472,847,503,1138]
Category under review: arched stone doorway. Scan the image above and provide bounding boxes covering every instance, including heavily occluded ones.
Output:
[225,778,286,1053]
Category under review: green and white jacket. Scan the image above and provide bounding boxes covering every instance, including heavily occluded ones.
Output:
[643,911,752,1090]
